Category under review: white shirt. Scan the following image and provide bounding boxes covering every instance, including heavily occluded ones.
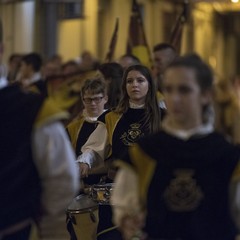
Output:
[32,121,79,240]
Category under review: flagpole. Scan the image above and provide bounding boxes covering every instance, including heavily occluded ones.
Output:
[132,0,151,57]
[127,0,152,67]
[105,18,119,63]
[170,0,189,53]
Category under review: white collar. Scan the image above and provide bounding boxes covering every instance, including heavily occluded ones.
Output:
[83,109,106,122]
[162,117,214,140]
[24,72,42,86]
[129,101,145,109]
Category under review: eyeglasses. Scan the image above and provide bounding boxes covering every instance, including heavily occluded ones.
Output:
[83,96,104,104]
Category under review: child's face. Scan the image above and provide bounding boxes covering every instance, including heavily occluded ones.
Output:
[83,90,107,117]
[126,70,149,105]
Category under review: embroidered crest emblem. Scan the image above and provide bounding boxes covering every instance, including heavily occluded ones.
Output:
[164,169,204,212]
[120,123,144,146]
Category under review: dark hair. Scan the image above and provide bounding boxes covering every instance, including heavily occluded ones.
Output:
[8,54,22,63]
[81,76,107,97]
[62,60,79,71]
[22,53,42,72]
[120,54,141,64]
[98,63,123,108]
[50,54,62,61]
[153,43,176,53]
[165,53,213,92]
[164,53,214,122]
[115,65,161,133]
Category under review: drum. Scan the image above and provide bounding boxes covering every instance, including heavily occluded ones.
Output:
[66,194,99,240]
[89,183,115,205]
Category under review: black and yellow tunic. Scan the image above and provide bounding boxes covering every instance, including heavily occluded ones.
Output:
[120,130,240,240]
[96,107,150,240]
[98,107,150,161]
[67,115,98,156]
[67,114,101,185]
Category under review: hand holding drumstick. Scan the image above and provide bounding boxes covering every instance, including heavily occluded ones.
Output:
[118,209,147,240]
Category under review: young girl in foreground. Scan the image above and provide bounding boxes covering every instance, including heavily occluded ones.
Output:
[112,54,240,240]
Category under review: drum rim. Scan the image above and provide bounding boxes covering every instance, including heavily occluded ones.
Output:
[67,194,98,213]
[92,183,115,187]
[66,205,98,214]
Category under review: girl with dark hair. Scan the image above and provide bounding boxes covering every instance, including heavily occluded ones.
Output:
[77,64,161,240]
[112,54,240,240]
[115,64,161,133]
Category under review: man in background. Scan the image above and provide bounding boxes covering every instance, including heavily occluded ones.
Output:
[152,43,177,92]
[118,54,141,70]
[18,52,47,96]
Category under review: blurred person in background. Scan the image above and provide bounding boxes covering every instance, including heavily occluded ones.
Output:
[7,54,22,83]
[42,59,61,79]
[59,61,99,126]
[0,70,79,240]
[152,43,177,92]
[152,43,177,117]
[118,54,141,71]
[18,52,47,96]
[78,51,100,72]
[98,62,123,109]
[214,79,240,144]
[62,60,79,76]
[42,59,62,95]
[49,54,63,67]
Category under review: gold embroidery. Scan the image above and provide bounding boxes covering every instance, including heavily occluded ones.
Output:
[120,123,144,146]
[164,169,204,212]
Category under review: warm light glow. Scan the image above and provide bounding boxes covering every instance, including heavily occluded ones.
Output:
[209,56,217,69]
[231,0,239,3]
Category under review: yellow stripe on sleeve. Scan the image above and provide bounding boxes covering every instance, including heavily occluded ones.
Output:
[129,144,156,207]
[66,116,85,150]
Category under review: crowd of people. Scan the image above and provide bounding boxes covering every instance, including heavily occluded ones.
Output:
[1,42,240,240]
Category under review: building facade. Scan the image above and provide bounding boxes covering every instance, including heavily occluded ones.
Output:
[0,0,240,79]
